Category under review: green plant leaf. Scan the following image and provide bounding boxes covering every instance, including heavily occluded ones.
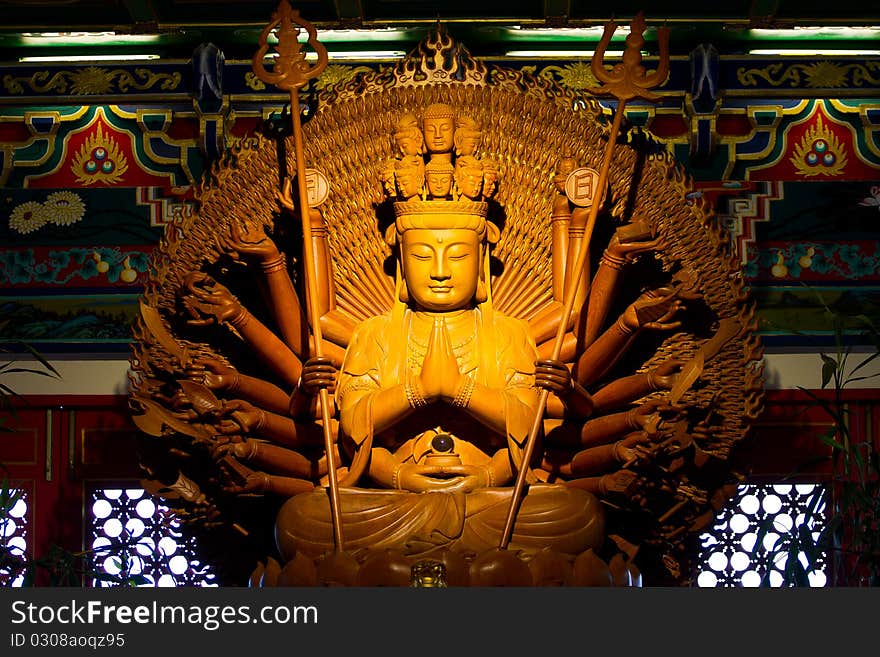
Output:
[14,342,60,378]
[128,574,151,586]
[0,383,27,404]
[844,374,880,386]
[92,572,123,584]
[21,563,36,587]
[846,350,880,382]
[793,557,810,587]
[794,385,834,412]
[820,353,837,389]
[818,428,845,451]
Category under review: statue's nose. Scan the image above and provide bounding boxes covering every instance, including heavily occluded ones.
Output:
[431,260,450,279]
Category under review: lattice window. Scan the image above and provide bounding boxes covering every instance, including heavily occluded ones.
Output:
[0,488,29,587]
[88,487,215,587]
[695,483,828,587]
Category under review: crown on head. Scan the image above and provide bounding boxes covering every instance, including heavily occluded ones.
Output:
[381,103,499,238]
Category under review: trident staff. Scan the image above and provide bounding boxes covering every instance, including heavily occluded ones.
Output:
[500,12,671,549]
[252,1,345,551]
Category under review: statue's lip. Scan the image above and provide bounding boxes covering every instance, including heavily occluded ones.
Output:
[428,285,452,292]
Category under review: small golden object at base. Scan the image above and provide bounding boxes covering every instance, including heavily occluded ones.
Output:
[411,561,448,588]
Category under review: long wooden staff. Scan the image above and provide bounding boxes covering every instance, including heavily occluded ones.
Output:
[500,12,670,549]
[252,1,344,551]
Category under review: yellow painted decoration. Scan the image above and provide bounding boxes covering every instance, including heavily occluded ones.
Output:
[790,114,847,177]
[798,246,815,269]
[771,251,789,278]
[71,123,129,186]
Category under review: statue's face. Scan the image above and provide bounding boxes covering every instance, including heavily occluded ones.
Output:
[455,165,483,199]
[426,169,453,198]
[395,129,422,157]
[455,131,480,156]
[396,165,423,199]
[401,228,480,311]
[423,116,455,153]
[482,168,498,196]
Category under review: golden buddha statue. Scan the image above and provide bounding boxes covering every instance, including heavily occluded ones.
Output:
[130,26,765,586]
[275,104,604,562]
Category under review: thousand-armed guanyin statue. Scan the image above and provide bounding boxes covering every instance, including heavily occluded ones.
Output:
[129,3,764,586]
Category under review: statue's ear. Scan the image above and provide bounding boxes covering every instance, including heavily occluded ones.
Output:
[384,224,398,247]
[485,222,500,245]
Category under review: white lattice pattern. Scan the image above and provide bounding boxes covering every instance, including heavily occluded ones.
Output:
[695,483,827,587]
[89,487,216,587]
[0,488,28,587]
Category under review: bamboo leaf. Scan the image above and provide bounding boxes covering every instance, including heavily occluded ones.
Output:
[793,557,810,587]
[818,429,845,451]
[846,350,880,381]
[15,342,60,378]
[820,353,837,389]
[22,563,36,587]
[795,387,838,418]
[844,374,880,385]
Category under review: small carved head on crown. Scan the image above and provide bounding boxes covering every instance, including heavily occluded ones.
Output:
[382,104,499,209]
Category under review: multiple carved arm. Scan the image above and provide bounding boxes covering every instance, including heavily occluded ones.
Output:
[173,210,348,496]
[526,156,706,496]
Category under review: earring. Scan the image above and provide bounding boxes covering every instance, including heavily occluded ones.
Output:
[475,278,487,303]
[395,260,410,303]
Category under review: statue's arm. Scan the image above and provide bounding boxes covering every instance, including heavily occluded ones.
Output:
[229,310,303,388]
[305,206,336,329]
[187,357,292,415]
[563,207,590,313]
[220,399,327,449]
[319,308,356,350]
[591,372,655,412]
[257,254,308,357]
[297,207,352,356]
[221,211,349,358]
[550,195,571,303]
[574,288,682,388]
[229,373,291,415]
[221,438,338,480]
[336,318,418,443]
[578,255,619,346]
[289,356,338,420]
[217,222,308,357]
[547,431,651,478]
[535,359,595,419]
[220,467,315,497]
[576,400,676,448]
[578,407,643,447]
[365,446,397,487]
[591,360,683,413]
[577,221,660,347]
[573,316,637,388]
[343,384,414,438]
[181,272,303,388]
[457,381,517,437]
